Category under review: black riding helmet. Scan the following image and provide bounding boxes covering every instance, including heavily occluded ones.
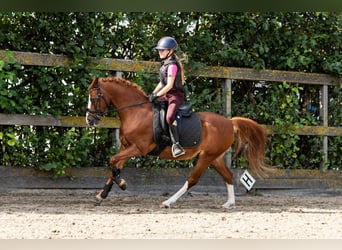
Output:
[155,36,178,50]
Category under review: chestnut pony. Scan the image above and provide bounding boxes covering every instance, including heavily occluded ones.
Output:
[86,77,269,209]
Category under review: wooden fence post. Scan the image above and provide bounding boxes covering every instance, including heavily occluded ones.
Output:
[320,85,329,170]
[114,71,123,150]
[224,78,232,168]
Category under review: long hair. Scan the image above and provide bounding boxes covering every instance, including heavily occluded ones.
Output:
[173,53,186,84]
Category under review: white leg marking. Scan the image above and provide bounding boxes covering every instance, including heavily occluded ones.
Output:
[162,181,189,208]
[86,96,91,123]
[222,184,235,209]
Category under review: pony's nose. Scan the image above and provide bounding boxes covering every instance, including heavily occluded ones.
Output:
[86,114,94,126]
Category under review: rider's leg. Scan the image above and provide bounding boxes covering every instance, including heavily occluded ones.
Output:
[169,120,185,158]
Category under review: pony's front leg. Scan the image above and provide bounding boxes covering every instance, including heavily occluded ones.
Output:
[112,167,127,190]
[94,167,126,205]
[95,144,141,205]
[95,175,114,205]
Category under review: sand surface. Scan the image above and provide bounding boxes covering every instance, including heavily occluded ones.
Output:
[0,189,341,239]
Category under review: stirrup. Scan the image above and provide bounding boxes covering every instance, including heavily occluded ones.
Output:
[172,143,185,158]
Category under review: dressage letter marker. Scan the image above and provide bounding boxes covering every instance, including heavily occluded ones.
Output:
[240,170,256,191]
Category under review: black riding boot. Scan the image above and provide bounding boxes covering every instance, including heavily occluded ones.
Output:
[169,124,185,158]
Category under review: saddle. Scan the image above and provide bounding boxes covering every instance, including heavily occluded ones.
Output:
[148,101,202,156]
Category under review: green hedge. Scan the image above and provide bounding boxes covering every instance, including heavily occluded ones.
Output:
[0,12,341,176]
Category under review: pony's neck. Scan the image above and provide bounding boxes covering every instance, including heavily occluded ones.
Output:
[102,78,145,105]
[100,78,150,120]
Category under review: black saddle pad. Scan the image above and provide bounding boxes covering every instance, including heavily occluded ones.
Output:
[177,112,202,148]
[149,102,202,156]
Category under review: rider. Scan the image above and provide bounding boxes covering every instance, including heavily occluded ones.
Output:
[148,36,186,158]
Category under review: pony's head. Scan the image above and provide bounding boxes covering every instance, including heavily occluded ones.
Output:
[86,77,109,126]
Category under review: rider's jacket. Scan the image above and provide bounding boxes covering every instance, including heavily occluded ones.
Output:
[159,57,184,93]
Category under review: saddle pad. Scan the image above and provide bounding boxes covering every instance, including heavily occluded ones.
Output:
[177,112,202,148]
[149,102,202,155]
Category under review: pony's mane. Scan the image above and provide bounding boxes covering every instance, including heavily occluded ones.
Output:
[98,77,147,97]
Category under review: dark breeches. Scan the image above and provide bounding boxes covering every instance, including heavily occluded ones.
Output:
[160,91,184,125]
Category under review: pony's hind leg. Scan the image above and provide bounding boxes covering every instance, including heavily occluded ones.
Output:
[161,153,216,208]
[212,155,235,209]
[161,181,189,208]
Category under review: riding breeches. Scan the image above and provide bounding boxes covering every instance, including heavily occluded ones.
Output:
[159,90,184,125]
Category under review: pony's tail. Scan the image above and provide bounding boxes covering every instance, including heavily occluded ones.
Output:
[231,117,271,178]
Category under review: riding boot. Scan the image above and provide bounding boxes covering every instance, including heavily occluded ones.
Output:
[169,124,185,158]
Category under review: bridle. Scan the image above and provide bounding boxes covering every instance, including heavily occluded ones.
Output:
[86,84,150,122]
[86,85,109,123]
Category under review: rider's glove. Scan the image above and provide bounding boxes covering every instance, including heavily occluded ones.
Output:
[148,93,159,102]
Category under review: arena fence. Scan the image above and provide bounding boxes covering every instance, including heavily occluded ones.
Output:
[0,50,341,191]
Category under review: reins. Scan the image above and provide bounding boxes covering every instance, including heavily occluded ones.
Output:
[114,100,150,111]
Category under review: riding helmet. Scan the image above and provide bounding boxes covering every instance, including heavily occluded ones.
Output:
[155,36,178,50]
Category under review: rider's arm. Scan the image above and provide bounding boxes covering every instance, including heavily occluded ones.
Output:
[153,82,164,94]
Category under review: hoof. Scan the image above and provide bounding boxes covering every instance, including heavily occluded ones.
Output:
[94,194,103,206]
[118,179,127,190]
[222,202,235,209]
[160,201,171,209]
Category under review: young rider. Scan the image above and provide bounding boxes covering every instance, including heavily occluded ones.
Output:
[148,36,186,158]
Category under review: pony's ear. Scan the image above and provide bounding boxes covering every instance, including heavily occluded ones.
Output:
[88,77,98,90]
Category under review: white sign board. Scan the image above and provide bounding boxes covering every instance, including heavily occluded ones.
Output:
[239,170,256,191]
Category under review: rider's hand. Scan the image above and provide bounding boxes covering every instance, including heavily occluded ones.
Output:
[148,93,159,102]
